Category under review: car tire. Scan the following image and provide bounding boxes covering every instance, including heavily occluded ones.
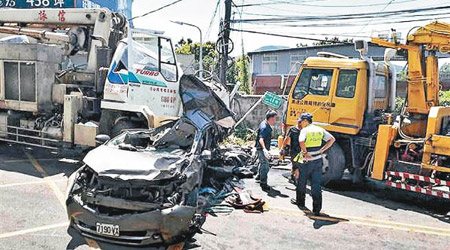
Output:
[321,143,346,186]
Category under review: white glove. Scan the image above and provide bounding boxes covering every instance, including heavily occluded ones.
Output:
[263,149,271,159]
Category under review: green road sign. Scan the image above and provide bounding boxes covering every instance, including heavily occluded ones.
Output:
[263,91,282,109]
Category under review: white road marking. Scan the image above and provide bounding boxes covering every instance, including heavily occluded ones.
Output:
[0,179,66,188]
[25,152,66,208]
[0,222,69,239]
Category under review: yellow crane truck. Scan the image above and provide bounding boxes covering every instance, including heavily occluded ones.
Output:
[283,22,450,200]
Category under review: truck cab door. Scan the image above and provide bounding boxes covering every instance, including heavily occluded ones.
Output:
[126,33,181,118]
[287,68,336,127]
[328,69,367,135]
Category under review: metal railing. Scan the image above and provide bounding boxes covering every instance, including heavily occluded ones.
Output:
[0,125,61,150]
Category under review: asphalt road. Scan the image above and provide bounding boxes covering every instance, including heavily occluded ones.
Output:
[0,143,449,250]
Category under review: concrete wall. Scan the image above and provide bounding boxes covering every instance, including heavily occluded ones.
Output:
[232,94,285,134]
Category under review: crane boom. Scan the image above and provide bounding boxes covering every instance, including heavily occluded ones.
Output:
[372,21,450,115]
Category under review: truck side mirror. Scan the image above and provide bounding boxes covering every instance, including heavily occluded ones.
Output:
[95,134,111,144]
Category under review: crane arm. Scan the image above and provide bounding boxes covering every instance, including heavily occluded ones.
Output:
[372,21,450,114]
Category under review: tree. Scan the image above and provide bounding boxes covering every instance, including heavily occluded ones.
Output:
[174,38,251,94]
[226,55,251,94]
[237,55,251,94]
[312,37,353,46]
[175,38,218,73]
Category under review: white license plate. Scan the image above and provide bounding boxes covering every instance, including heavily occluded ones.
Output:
[96,223,120,237]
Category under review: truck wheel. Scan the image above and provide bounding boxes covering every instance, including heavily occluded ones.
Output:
[321,143,345,186]
[111,118,135,137]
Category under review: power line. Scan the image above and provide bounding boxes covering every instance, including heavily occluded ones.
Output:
[238,15,450,28]
[235,0,322,7]
[240,9,450,20]
[229,28,353,43]
[205,0,221,40]
[231,5,450,23]
[130,0,185,21]
[358,0,396,33]
[236,0,418,8]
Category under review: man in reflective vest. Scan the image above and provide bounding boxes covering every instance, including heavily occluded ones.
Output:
[291,112,335,215]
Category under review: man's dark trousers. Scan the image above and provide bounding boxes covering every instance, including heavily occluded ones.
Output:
[296,159,322,213]
[257,150,270,185]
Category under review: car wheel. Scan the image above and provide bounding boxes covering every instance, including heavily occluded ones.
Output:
[321,143,345,186]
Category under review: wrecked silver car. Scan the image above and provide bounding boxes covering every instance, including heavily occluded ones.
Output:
[65,75,235,246]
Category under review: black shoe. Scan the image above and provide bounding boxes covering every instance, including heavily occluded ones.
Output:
[290,198,305,207]
[255,175,260,181]
[313,211,321,216]
[260,184,270,191]
[288,177,295,184]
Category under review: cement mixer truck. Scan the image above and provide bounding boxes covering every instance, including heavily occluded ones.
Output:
[0,8,182,149]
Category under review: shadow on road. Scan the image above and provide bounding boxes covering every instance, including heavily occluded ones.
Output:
[0,144,86,179]
[308,213,349,229]
[324,180,450,224]
[265,186,290,198]
[293,205,349,229]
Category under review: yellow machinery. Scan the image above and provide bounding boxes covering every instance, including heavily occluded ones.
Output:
[284,22,450,199]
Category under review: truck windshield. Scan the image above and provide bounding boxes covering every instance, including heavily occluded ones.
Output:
[111,36,178,83]
[292,68,333,99]
[130,39,159,71]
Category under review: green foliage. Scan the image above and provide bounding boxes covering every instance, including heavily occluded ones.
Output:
[395,97,405,113]
[222,135,248,146]
[226,55,252,94]
[222,127,256,146]
[397,70,408,81]
[395,91,450,113]
[440,62,450,74]
[296,42,308,47]
[233,127,256,141]
[440,91,450,106]
[295,37,353,48]
[237,56,251,94]
[226,60,238,85]
[312,37,354,46]
[175,38,251,94]
[175,38,218,73]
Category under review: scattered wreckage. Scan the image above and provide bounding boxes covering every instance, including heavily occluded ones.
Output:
[65,75,257,246]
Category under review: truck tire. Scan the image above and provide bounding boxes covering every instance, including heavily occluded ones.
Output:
[111,118,135,137]
[321,143,345,186]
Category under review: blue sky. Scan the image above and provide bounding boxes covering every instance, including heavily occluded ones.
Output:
[132,0,450,58]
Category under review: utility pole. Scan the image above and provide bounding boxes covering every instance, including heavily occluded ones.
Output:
[219,0,232,85]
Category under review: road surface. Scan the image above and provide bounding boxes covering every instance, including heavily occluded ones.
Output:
[0,144,449,250]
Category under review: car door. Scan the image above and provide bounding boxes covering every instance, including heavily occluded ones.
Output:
[287,67,336,127]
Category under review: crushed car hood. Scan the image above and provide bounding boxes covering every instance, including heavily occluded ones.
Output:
[83,145,187,181]
[180,75,235,128]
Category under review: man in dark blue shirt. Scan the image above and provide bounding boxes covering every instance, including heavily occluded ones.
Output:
[281,119,302,184]
[255,110,278,191]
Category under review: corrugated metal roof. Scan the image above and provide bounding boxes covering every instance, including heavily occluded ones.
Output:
[248,42,380,56]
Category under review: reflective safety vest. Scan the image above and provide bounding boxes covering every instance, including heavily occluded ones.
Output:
[305,130,324,149]
[293,152,304,163]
